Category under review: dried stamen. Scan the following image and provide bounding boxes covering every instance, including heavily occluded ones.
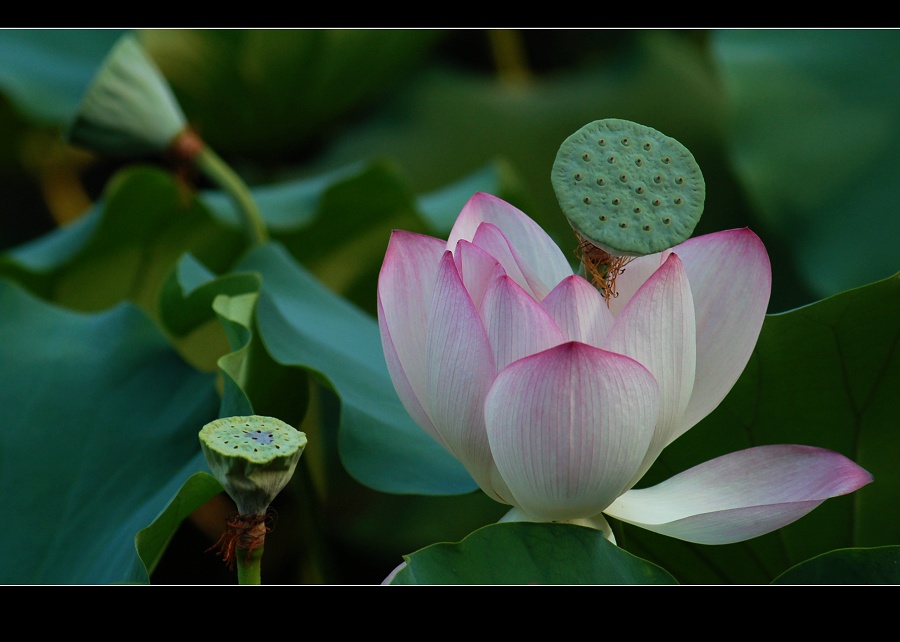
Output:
[574,232,634,303]
[206,510,276,570]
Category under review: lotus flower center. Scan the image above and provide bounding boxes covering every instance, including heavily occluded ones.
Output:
[574,233,634,303]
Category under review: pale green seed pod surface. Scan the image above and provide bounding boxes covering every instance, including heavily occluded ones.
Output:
[199,415,307,516]
[552,119,705,256]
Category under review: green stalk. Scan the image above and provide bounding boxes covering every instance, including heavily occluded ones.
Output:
[487,29,531,85]
[193,145,269,245]
[236,545,264,585]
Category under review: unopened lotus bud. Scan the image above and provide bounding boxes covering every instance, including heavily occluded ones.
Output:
[199,415,307,516]
[65,32,188,157]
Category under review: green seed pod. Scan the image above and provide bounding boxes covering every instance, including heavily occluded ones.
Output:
[199,416,307,516]
[65,32,188,157]
[552,119,705,256]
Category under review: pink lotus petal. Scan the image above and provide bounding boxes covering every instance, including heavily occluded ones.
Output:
[607,253,666,319]
[425,251,501,499]
[541,275,614,347]
[378,295,441,445]
[448,193,572,297]
[481,274,567,371]
[452,239,503,313]
[604,445,873,544]
[604,253,696,486]
[471,222,534,298]
[670,228,771,438]
[377,230,446,441]
[381,561,407,585]
[485,342,660,522]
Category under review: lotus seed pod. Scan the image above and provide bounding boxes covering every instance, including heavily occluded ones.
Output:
[65,32,188,157]
[199,415,307,516]
[552,119,705,256]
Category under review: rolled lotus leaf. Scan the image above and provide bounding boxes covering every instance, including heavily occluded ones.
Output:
[552,119,705,256]
[200,415,307,516]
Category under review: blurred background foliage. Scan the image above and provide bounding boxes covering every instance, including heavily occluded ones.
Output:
[5,29,897,311]
[1,28,897,584]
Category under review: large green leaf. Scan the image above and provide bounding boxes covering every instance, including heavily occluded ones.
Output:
[134,472,224,580]
[388,522,678,585]
[0,278,218,584]
[0,166,247,318]
[0,29,127,124]
[201,159,528,316]
[2,156,518,336]
[772,546,900,585]
[158,251,310,423]
[212,291,310,423]
[158,241,472,494]
[617,273,900,584]
[158,252,261,339]
[711,29,900,299]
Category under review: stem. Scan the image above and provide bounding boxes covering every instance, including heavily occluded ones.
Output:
[193,144,269,245]
[236,545,264,585]
[292,460,335,583]
[487,29,531,85]
[208,512,269,584]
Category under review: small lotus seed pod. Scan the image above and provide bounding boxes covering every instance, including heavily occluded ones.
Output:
[552,119,705,256]
[199,415,307,516]
[65,32,188,157]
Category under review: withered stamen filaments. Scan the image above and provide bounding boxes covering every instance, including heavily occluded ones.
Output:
[574,232,634,303]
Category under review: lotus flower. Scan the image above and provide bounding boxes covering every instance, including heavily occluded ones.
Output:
[377,192,872,544]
